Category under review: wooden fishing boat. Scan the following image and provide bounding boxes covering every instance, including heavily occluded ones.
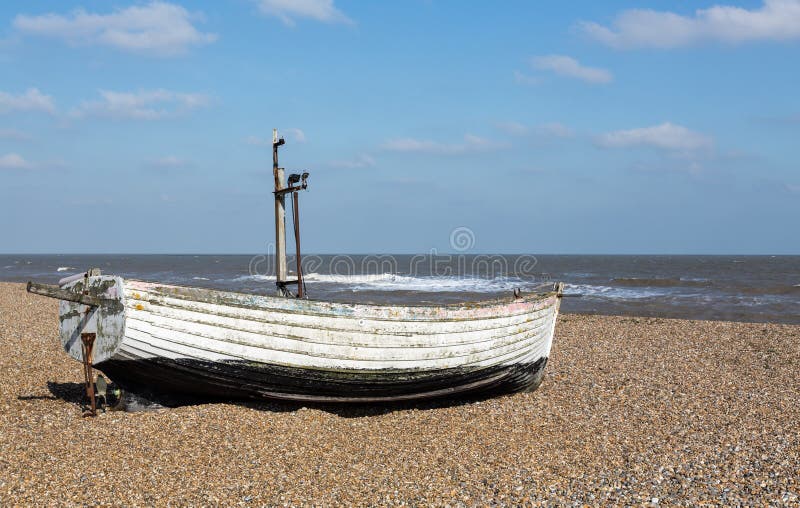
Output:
[29,274,563,403]
[27,130,563,408]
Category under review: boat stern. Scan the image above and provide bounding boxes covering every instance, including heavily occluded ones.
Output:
[57,272,127,365]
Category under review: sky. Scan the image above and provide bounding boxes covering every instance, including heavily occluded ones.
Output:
[0,0,798,255]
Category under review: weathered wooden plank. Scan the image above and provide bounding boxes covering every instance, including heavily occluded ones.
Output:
[125,279,557,321]
[122,315,551,366]
[126,293,554,346]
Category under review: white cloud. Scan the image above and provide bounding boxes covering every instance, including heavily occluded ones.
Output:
[73,89,210,120]
[513,70,541,86]
[535,122,575,138]
[0,153,34,170]
[580,0,800,49]
[495,121,575,138]
[531,55,613,84]
[495,121,529,136]
[0,88,55,114]
[13,2,217,56]
[597,122,713,151]
[0,128,31,141]
[382,134,508,155]
[255,0,353,26]
[329,153,375,169]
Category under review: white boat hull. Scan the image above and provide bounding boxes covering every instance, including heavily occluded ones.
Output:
[58,277,563,403]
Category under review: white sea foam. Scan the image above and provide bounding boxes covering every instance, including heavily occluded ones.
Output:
[192,277,210,280]
[56,266,76,272]
[231,272,543,292]
[230,273,694,298]
[565,283,665,300]
[305,273,543,293]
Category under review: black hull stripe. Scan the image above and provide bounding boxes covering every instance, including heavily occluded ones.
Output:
[114,335,546,393]
[96,357,549,401]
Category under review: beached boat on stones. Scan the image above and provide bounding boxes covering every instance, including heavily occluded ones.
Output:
[27,130,563,406]
[31,274,562,403]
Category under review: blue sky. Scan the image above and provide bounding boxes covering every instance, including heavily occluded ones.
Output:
[0,0,798,254]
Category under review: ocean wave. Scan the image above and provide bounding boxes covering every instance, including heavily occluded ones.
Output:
[229,272,545,293]
[313,273,546,293]
[192,277,210,281]
[303,273,397,284]
[57,266,76,272]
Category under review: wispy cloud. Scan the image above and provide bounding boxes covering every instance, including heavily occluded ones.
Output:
[72,89,210,120]
[0,128,31,141]
[579,0,800,49]
[786,183,800,193]
[495,121,575,138]
[13,2,217,57]
[531,55,613,84]
[494,121,530,136]
[597,122,713,152]
[513,70,541,86]
[0,152,34,170]
[329,153,375,169]
[255,0,353,26]
[382,134,508,155]
[535,122,575,138]
[0,88,55,114]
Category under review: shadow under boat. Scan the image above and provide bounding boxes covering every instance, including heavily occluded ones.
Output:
[38,363,546,418]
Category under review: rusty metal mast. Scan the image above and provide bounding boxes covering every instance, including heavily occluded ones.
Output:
[272,129,309,298]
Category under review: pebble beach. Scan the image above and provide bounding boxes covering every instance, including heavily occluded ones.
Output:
[1,281,798,506]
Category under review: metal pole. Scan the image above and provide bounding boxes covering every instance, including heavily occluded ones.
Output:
[27,281,104,306]
[80,332,97,417]
[293,191,303,298]
[273,129,287,294]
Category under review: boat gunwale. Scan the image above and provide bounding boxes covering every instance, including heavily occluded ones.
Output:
[125,278,562,319]
[126,289,556,337]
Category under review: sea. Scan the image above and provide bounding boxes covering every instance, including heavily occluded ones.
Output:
[1,254,798,324]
